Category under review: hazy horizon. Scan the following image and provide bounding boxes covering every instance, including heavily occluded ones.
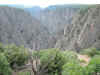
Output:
[0,0,99,8]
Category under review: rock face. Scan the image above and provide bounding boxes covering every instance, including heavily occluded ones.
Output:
[1,5,100,51]
[25,5,80,50]
[27,5,79,34]
[55,5,100,50]
[0,6,50,50]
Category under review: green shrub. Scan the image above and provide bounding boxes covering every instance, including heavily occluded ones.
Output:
[32,49,67,75]
[86,55,100,75]
[62,62,85,75]
[0,53,12,75]
[80,48,100,57]
[0,43,5,52]
[39,49,66,75]
[62,50,78,62]
[62,51,87,75]
[32,49,81,75]
[18,71,31,75]
[4,44,29,68]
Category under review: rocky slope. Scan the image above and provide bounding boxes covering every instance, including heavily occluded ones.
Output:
[1,5,100,51]
[26,5,83,35]
[0,6,51,50]
[55,5,100,51]
[25,5,81,50]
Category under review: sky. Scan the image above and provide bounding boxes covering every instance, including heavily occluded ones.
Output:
[0,0,99,8]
